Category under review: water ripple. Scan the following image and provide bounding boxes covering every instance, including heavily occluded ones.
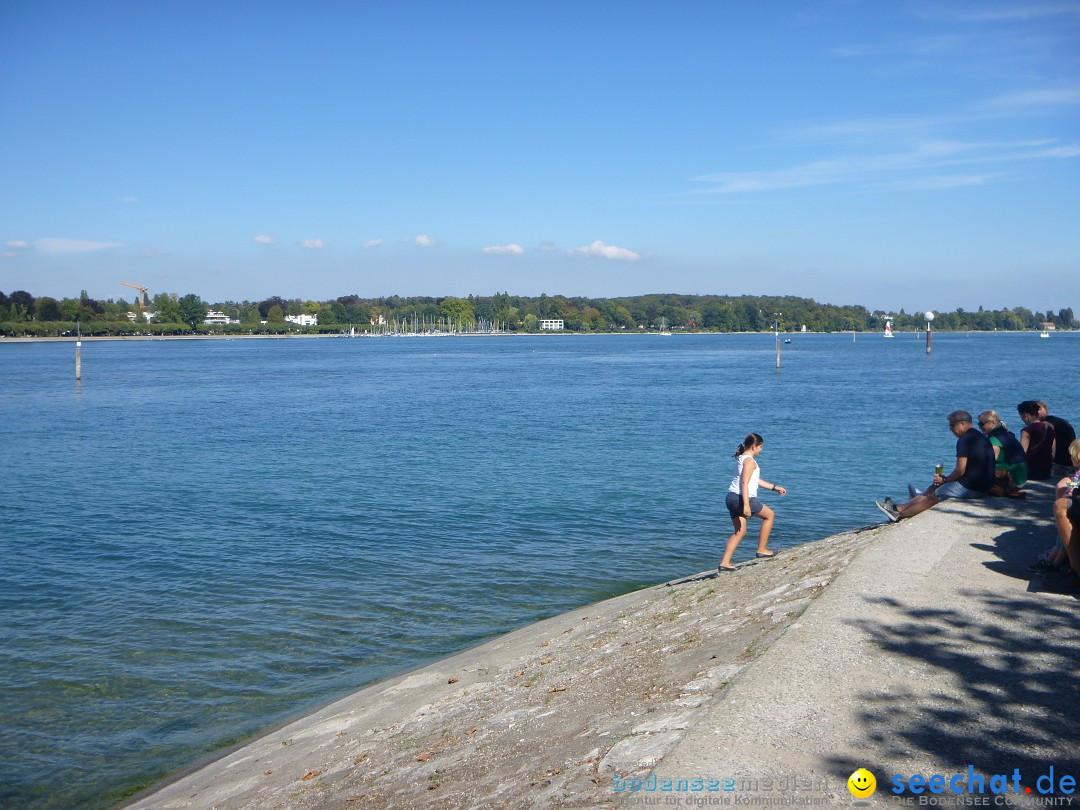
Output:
[1,333,1077,808]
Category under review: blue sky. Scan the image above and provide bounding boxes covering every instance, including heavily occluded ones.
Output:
[2,1,1078,313]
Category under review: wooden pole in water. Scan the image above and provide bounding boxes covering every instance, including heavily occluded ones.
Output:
[75,321,82,380]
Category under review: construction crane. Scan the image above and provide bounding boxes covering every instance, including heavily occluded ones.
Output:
[120,281,149,309]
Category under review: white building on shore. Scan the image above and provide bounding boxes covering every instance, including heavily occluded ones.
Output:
[539,319,564,331]
[204,310,238,325]
[286,314,318,327]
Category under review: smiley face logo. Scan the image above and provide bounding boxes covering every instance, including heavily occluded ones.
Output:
[848,768,877,798]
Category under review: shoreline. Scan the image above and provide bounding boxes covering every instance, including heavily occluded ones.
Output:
[123,487,1078,808]
[2,329,1073,346]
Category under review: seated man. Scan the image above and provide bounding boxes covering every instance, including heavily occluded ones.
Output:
[1038,400,1077,478]
[1044,439,1080,590]
[1017,400,1056,480]
[876,410,996,522]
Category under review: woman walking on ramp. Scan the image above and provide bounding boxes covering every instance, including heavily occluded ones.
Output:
[719,433,786,572]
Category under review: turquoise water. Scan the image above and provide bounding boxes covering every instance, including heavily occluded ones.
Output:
[1,332,1076,808]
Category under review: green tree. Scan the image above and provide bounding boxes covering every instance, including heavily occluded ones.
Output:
[336,295,371,324]
[326,302,346,324]
[36,296,62,320]
[178,294,207,330]
[267,304,285,323]
[1011,307,1037,330]
[152,292,180,323]
[439,297,475,329]
[319,303,340,324]
[473,297,496,325]
[259,296,288,318]
[1000,311,1024,331]
[612,305,635,329]
[9,290,35,321]
[495,306,517,327]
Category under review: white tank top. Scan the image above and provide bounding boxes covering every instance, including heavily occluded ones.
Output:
[728,454,760,497]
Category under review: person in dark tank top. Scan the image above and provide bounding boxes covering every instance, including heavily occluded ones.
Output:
[1037,401,1076,477]
[1017,400,1056,480]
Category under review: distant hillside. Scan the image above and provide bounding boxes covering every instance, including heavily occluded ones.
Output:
[0,289,1074,336]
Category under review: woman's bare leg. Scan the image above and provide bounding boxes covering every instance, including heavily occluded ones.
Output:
[720,515,747,569]
[756,505,775,553]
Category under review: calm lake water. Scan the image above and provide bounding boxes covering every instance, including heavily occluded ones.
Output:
[1,332,1077,808]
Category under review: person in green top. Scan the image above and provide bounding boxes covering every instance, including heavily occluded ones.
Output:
[978,409,1028,490]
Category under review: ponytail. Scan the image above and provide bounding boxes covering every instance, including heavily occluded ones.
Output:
[734,432,763,458]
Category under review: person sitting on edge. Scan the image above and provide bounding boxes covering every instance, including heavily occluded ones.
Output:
[1017,400,1056,480]
[978,410,1027,495]
[876,410,995,522]
[1042,439,1080,590]
[1037,401,1077,478]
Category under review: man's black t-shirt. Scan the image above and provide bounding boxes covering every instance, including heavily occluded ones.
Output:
[957,428,995,493]
[1045,415,1076,466]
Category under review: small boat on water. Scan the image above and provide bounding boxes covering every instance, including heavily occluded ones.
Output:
[784,338,791,344]
[1040,331,1050,338]
[884,320,894,338]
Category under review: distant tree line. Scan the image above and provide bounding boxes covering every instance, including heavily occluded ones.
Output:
[0,288,1075,337]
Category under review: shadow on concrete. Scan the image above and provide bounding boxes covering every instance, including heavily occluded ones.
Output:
[828,589,1080,789]
[968,483,1077,596]
[825,488,1080,791]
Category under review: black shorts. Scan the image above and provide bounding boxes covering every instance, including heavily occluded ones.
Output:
[726,491,763,519]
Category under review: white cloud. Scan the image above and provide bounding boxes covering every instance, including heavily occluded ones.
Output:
[831,34,970,60]
[567,240,641,261]
[415,234,434,247]
[1037,145,1080,158]
[300,239,324,249]
[691,139,1080,195]
[788,87,1080,154]
[872,174,994,191]
[253,234,278,245]
[363,239,385,249]
[481,243,525,255]
[34,237,122,255]
[5,240,31,250]
[980,87,1080,113]
[915,4,1080,22]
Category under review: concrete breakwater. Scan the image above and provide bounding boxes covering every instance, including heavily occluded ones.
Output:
[126,489,1077,809]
